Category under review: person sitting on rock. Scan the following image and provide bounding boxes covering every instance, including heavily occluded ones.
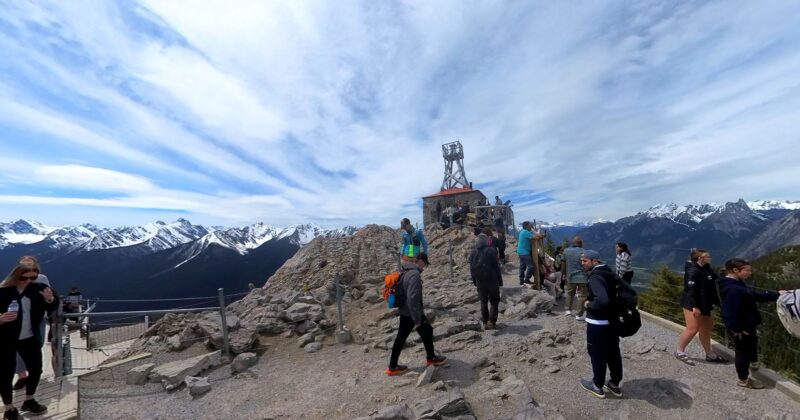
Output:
[400,218,428,258]
[542,256,564,299]
[386,253,447,376]
[579,250,623,399]
[469,228,503,330]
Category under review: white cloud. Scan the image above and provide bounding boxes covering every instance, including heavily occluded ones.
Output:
[0,1,799,227]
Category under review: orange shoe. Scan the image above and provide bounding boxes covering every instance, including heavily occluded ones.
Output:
[386,365,409,376]
[426,355,448,366]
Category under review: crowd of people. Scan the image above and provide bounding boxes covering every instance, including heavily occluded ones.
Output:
[0,257,83,420]
[389,217,793,400]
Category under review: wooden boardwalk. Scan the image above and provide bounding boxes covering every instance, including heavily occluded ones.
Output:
[11,327,139,419]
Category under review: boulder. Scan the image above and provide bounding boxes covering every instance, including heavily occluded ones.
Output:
[126,363,155,386]
[284,303,325,323]
[412,388,472,418]
[229,328,258,353]
[185,376,211,398]
[297,332,316,348]
[433,320,483,340]
[304,342,323,353]
[230,352,258,374]
[149,351,223,391]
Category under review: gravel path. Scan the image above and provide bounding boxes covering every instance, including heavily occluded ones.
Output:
[80,285,800,420]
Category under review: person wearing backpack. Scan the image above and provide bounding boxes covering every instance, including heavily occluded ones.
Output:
[400,218,428,258]
[579,249,624,399]
[386,253,447,376]
[718,258,787,389]
[469,230,503,330]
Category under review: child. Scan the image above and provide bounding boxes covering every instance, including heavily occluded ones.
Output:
[718,258,786,389]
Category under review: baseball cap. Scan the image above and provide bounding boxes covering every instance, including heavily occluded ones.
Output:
[582,249,601,261]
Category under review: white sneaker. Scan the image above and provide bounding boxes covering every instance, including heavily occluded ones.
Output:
[575,315,585,321]
[566,310,573,316]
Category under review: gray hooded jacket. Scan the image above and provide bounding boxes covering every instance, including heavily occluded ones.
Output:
[397,260,425,326]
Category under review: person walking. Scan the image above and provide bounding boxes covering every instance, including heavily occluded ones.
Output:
[718,258,786,389]
[1,262,59,420]
[400,218,428,258]
[615,242,634,285]
[470,230,503,330]
[564,236,588,321]
[675,249,727,365]
[386,253,447,376]
[517,222,538,287]
[579,250,623,399]
[12,257,51,393]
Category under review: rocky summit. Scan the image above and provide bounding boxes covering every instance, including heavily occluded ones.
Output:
[89,225,800,420]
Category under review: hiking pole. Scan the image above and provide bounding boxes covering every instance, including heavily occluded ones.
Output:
[336,273,344,331]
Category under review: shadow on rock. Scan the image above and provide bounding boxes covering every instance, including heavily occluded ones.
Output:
[623,378,694,409]
[493,323,542,337]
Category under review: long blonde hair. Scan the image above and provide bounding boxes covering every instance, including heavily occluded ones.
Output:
[0,262,39,288]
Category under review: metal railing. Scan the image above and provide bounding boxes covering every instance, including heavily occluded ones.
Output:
[51,288,235,378]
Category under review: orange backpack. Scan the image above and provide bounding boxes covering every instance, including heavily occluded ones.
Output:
[382,271,402,308]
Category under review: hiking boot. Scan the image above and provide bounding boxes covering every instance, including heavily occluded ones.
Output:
[486,321,497,330]
[580,379,605,399]
[705,354,728,364]
[427,355,448,366]
[385,365,409,376]
[12,376,27,391]
[20,398,47,414]
[603,381,622,397]
[674,352,695,366]
[565,310,573,316]
[3,408,20,420]
[737,378,765,389]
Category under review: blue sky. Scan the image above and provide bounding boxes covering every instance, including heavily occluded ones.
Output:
[1,1,799,228]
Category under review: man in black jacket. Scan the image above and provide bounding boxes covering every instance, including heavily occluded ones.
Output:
[579,250,623,399]
[469,231,503,330]
[386,253,447,376]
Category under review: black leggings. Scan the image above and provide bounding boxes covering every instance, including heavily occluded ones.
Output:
[732,331,758,380]
[389,315,436,368]
[1,337,43,404]
[622,271,634,285]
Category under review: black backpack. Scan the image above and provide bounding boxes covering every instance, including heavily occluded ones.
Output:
[609,274,641,337]
[470,246,496,283]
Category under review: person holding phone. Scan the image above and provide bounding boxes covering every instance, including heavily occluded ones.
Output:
[0,262,59,420]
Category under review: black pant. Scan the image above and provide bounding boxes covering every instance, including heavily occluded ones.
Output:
[477,283,500,323]
[519,255,534,284]
[1,337,43,404]
[390,315,436,368]
[622,271,634,285]
[586,323,623,388]
[732,330,758,380]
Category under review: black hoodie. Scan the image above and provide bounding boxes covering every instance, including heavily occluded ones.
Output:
[586,264,616,322]
[681,261,720,315]
[469,234,503,287]
[718,276,779,333]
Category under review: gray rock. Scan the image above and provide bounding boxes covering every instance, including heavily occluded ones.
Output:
[335,329,353,344]
[284,302,325,323]
[126,363,155,386]
[230,352,257,374]
[433,381,447,391]
[297,332,316,348]
[149,351,222,391]
[417,365,436,387]
[228,327,258,353]
[304,342,323,353]
[185,376,211,398]
[295,320,319,334]
[372,404,413,420]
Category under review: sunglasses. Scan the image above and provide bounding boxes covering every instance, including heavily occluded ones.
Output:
[20,275,38,281]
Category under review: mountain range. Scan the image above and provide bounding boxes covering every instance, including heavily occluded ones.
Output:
[0,220,358,308]
[546,199,800,271]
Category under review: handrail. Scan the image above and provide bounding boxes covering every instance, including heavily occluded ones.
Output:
[61,307,220,317]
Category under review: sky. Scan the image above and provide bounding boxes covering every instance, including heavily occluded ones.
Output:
[1,1,799,228]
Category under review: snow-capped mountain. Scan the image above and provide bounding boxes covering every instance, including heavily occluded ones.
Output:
[746,200,800,211]
[639,202,724,224]
[0,220,58,246]
[0,218,359,261]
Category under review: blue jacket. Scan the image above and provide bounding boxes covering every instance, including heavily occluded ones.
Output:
[718,276,779,333]
[401,227,428,257]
